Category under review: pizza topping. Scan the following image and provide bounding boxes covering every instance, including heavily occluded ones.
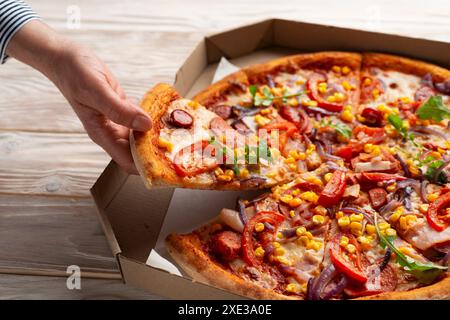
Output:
[220,208,244,233]
[306,73,345,112]
[361,107,383,127]
[173,140,219,177]
[209,104,233,119]
[368,187,388,209]
[242,211,285,267]
[330,233,368,283]
[169,109,194,128]
[427,191,450,231]
[417,95,450,122]
[318,170,347,207]
[210,230,242,261]
[415,86,436,102]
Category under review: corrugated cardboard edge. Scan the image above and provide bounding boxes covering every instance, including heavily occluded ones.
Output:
[90,161,126,257]
[119,255,247,300]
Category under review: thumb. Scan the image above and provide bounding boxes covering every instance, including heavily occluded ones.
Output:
[91,85,152,131]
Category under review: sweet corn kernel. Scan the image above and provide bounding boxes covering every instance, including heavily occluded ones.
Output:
[342,81,352,91]
[301,283,308,293]
[306,144,316,155]
[341,110,354,122]
[273,242,281,248]
[338,216,351,228]
[340,235,349,247]
[350,213,364,222]
[363,78,372,86]
[430,151,442,159]
[254,114,271,127]
[438,148,446,154]
[305,231,313,239]
[274,247,286,256]
[365,224,376,235]
[356,114,366,122]
[255,246,265,258]
[157,137,174,152]
[332,65,341,73]
[239,168,249,179]
[336,211,344,219]
[297,235,310,246]
[280,194,294,204]
[312,215,326,225]
[286,283,299,293]
[386,183,397,192]
[342,66,351,75]
[409,164,420,176]
[346,244,356,254]
[224,169,234,177]
[187,100,200,109]
[289,210,296,218]
[389,209,403,223]
[217,174,232,182]
[334,92,346,102]
[296,227,307,237]
[378,222,390,230]
[372,88,380,99]
[307,240,322,251]
[299,191,319,203]
[314,205,327,216]
[255,222,265,232]
[277,232,284,239]
[364,143,374,153]
[385,228,397,236]
[288,98,299,107]
[302,99,318,107]
[428,193,439,202]
[285,157,296,164]
[318,82,328,94]
[419,204,429,214]
[327,95,337,103]
[260,108,271,115]
[214,167,224,176]
[350,221,363,231]
[357,236,372,250]
[400,96,410,104]
[298,152,307,160]
[289,198,303,208]
[292,188,301,196]
[324,172,333,182]
[305,176,323,186]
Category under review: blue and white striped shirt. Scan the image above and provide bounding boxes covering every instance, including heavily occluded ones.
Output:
[0,0,40,64]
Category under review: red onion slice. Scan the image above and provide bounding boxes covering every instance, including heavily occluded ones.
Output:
[411,126,448,140]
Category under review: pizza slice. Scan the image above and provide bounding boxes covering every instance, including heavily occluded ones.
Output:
[131,83,307,189]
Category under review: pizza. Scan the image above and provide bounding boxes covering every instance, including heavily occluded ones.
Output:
[133,52,450,299]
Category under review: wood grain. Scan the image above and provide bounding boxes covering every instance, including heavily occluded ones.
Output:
[0,195,119,274]
[0,131,108,196]
[0,274,157,299]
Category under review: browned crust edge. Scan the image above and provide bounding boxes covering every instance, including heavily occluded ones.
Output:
[362,52,450,82]
[131,83,183,188]
[166,233,298,300]
[167,232,450,300]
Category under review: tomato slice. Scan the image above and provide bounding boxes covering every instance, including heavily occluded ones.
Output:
[242,211,285,267]
[427,192,450,232]
[318,170,347,207]
[330,233,368,283]
[306,73,344,112]
[359,172,407,183]
[335,126,386,161]
[262,120,298,152]
[173,140,219,177]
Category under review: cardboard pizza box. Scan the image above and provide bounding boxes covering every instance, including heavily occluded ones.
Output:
[90,18,450,299]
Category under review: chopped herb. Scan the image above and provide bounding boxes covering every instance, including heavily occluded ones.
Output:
[417,95,450,122]
[321,119,352,138]
[248,85,303,107]
[208,136,216,144]
[374,214,447,284]
[387,114,419,147]
[425,159,447,184]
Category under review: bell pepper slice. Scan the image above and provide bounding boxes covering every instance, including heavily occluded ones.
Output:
[427,192,450,232]
[318,170,347,207]
[306,73,344,112]
[173,140,219,177]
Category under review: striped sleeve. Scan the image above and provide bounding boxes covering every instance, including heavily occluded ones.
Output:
[0,0,40,64]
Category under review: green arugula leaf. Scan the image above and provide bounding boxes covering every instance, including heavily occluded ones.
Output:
[417,95,450,122]
[321,119,352,139]
[425,159,447,184]
[208,135,216,144]
[249,85,257,98]
[374,214,447,284]
[249,85,303,107]
[387,114,420,147]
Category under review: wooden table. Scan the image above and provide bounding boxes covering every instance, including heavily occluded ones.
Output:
[0,0,449,299]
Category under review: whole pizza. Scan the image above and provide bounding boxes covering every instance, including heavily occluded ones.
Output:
[131,52,450,300]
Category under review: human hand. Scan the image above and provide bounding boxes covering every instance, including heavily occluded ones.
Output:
[6,21,151,174]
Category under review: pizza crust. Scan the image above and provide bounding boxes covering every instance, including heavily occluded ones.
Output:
[362,52,450,81]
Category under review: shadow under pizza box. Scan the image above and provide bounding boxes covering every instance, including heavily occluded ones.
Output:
[90,19,450,299]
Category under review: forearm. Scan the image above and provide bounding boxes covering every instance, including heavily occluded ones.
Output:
[5,20,70,79]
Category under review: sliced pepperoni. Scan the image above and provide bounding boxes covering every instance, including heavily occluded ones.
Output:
[210,230,242,261]
[169,109,193,128]
[368,187,388,209]
[361,107,383,127]
[232,120,251,134]
[209,116,233,136]
[210,104,232,119]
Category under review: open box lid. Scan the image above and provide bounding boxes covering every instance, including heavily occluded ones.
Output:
[91,18,450,299]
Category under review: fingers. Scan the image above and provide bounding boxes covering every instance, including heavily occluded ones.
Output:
[83,113,139,174]
[91,84,152,132]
